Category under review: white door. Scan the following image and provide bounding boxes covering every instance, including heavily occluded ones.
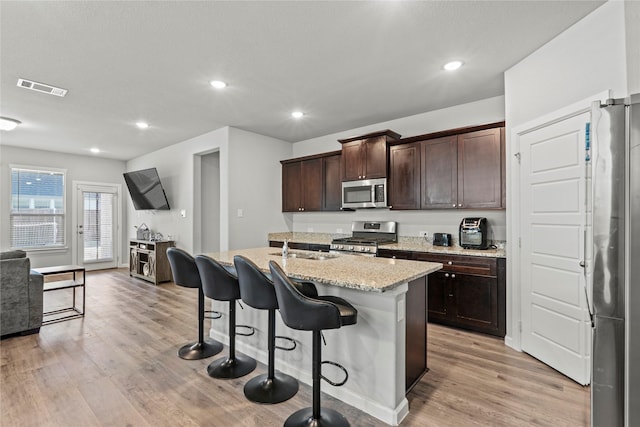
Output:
[74,183,120,270]
[519,111,591,385]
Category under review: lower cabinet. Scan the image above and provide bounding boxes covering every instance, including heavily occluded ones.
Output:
[378,249,506,337]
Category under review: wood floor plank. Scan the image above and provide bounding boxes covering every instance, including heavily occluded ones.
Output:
[1,268,590,426]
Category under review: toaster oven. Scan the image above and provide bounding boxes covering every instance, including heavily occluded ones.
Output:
[459,217,489,249]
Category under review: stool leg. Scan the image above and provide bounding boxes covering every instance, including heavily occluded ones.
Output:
[283,330,350,427]
[243,309,299,403]
[207,300,256,379]
[178,288,223,360]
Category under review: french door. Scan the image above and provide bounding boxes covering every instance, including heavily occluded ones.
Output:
[74,182,120,270]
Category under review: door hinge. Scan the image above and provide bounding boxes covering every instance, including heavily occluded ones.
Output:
[514,152,521,164]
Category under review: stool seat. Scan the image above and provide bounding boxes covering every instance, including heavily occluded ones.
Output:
[166,247,223,360]
[269,260,357,427]
[235,255,314,405]
[313,296,357,327]
[195,255,256,379]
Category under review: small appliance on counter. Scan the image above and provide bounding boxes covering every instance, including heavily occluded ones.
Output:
[432,233,452,247]
[459,217,489,249]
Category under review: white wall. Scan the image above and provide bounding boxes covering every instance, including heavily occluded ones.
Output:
[504,0,628,349]
[126,126,292,253]
[0,145,127,268]
[626,1,640,94]
[290,96,507,241]
[227,127,292,250]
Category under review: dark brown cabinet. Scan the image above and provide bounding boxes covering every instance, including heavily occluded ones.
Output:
[281,151,341,212]
[389,122,505,211]
[457,127,504,209]
[377,249,506,337]
[413,253,505,337]
[339,130,401,181]
[322,153,342,211]
[388,143,421,210]
[421,136,458,209]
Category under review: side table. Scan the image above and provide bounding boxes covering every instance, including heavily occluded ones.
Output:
[33,265,85,325]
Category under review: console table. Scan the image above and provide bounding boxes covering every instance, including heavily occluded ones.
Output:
[33,265,85,325]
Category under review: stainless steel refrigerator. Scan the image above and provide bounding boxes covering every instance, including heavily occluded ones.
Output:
[590,93,639,427]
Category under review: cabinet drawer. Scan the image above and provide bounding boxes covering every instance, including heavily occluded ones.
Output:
[413,253,497,277]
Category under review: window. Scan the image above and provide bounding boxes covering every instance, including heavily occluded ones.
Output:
[10,166,66,249]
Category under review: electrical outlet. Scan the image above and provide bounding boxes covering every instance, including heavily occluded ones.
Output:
[418,230,429,238]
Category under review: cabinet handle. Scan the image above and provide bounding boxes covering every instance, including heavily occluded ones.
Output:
[448,261,453,265]
[301,207,305,211]
[445,273,450,278]
[458,204,463,207]
[451,274,456,278]
[448,293,454,297]
[453,204,457,208]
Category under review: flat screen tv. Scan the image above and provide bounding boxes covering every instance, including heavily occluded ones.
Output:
[123,168,170,210]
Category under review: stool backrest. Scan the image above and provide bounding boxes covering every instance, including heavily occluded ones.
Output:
[166,247,201,289]
[268,261,341,331]
[194,255,240,301]
[234,255,277,309]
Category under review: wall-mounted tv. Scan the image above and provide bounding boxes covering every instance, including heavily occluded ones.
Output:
[123,168,170,210]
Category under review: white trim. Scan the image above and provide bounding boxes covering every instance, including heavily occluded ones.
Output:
[506,90,610,351]
[8,164,67,250]
[72,180,122,270]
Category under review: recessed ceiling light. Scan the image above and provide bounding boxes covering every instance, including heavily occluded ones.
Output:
[291,111,304,119]
[90,148,100,154]
[136,122,149,129]
[0,116,21,131]
[210,80,227,89]
[443,61,463,71]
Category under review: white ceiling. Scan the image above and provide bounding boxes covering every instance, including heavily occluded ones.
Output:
[0,1,604,161]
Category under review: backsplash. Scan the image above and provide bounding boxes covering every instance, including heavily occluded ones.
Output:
[288,209,507,242]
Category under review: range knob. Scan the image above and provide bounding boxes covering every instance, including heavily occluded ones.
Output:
[338,245,344,250]
[359,246,365,252]
[348,246,354,251]
[365,247,371,252]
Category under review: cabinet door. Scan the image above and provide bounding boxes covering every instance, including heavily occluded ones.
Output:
[427,271,449,322]
[300,158,322,211]
[323,154,342,211]
[457,128,503,209]
[363,136,387,179]
[389,143,420,209]
[451,273,499,334]
[421,136,458,209]
[341,140,363,181]
[282,162,301,212]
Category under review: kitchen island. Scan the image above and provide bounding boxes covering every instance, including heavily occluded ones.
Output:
[205,247,441,426]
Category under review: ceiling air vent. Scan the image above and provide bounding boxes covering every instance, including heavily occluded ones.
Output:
[17,78,68,97]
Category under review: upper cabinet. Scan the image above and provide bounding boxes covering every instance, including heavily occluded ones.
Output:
[339,130,401,181]
[281,151,342,212]
[389,123,505,210]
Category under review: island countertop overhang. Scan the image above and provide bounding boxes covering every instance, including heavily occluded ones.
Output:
[205,247,442,292]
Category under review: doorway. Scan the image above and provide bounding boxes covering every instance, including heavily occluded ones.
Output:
[73,182,121,270]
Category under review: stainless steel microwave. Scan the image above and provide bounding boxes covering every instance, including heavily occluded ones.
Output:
[341,178,387,209]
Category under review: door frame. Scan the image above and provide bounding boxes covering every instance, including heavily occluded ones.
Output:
[71,180,122,270]
[506,91,610,352]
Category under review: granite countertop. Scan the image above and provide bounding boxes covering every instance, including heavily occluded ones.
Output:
[268,232,506,258]
[205,247,442,293]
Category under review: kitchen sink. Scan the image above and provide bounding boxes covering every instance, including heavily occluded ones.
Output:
[269,251,339,260]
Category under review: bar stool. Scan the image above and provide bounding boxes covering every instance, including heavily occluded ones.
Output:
[195,255,257,379]
[166,247,223,360]
[269,260,357,427]
[234,255,317,404]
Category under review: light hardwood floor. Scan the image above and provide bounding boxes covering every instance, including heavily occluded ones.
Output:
[0,268,589,426]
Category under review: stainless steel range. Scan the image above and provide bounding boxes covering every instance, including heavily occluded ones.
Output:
[330,221,397,256]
